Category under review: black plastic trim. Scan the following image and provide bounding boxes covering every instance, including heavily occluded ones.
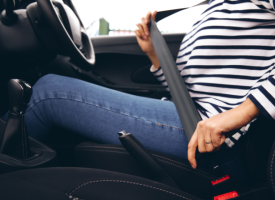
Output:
[91,33,185,56]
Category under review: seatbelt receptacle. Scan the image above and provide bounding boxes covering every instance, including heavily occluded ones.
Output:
[214,191,240,200]
[211,175,237,197]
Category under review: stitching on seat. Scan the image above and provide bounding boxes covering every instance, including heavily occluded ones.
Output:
[79,147,217,178]
[21,115,26,159]
[67,180,192,200]
[153,154,217,178]
[23,115,28,159]
[77,146,126,151]
[270,150,275,192]
[77,149,217,179]
[77,149,129,154]
[156,159,215,179]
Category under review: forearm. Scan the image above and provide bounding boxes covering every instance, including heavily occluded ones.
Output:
[147,51,160,70]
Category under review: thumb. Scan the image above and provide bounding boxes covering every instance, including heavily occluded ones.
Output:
[152,10,157,22]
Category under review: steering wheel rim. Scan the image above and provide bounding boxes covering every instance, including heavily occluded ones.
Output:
[37,0,95,67]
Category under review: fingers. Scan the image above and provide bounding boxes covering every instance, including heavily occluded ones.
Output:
[188,131,198,169]
[212,131,225,149]
[197,130,206,153]
[197,121,207,153]
[145,11,157,23]
[212,134,225,151]
[152,10,157,21]
[220,134,226,144]
[145,11,151,24]
[135,29,141,38]
[197,120,226,153]
[136,23,146,40]
[204,128,215,152]
[138,11,158,39]
[141,17,149,37]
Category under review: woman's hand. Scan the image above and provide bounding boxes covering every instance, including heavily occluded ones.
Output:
[188,98,261,169]
[135,11,160,69]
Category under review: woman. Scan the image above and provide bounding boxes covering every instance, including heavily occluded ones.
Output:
[7,0,275,182]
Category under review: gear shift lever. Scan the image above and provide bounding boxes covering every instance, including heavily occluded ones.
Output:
[8,79,32,115]
[0,79,32,159]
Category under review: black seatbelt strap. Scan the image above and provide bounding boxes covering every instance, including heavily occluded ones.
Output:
[149,0,209,142]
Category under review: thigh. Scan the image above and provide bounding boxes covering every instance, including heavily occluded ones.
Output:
[26,74,188,159]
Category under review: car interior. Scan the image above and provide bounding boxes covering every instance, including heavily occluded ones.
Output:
[1,0,275,199]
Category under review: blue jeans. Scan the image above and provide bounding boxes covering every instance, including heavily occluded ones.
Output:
[3,74,246,181]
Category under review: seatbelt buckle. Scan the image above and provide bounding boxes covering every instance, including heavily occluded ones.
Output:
[211,175,236,197]
[214,191,240,200]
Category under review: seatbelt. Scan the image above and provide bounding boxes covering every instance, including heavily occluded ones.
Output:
[149,0,209,142]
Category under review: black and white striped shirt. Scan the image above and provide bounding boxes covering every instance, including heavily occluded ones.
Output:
[152,0,275,147]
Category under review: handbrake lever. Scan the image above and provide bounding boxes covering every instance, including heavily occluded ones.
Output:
[118,131,180,189]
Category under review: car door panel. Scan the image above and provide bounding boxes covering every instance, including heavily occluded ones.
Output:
[92,33,185,56]
[83,33,185,99]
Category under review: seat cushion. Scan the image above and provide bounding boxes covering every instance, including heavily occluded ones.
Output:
[0,167,202,200]
[74,142,222,199]
[73,115,275,199]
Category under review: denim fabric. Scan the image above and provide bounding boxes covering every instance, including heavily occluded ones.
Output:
[24,74,189,159]
[2,74,246,181]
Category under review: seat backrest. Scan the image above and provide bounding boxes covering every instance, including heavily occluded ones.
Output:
[241,115,275,184]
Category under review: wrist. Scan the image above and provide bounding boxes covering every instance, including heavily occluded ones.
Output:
[147,52,160,69]
[237,98,261,123]
[151,65,160,72]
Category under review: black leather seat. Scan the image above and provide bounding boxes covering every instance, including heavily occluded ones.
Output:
[74,116,275,199]
[1,120,274,200]
[75,141,221,199]
[0,167,203,200]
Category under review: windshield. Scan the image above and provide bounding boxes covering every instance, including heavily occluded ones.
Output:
[71,0,207,36]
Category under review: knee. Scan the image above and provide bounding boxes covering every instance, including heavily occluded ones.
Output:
[29,74,65,105]
[32,74,71,96]
[33,74,62,91]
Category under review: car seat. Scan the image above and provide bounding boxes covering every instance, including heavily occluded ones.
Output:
[74,115,275,199]
[0,167,204,200]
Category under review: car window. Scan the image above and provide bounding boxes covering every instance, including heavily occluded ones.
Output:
[71,0,207,37]
[156,5,207,34]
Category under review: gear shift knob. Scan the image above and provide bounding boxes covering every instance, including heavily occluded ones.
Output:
[8,79,32,114]
[0,79,32,159]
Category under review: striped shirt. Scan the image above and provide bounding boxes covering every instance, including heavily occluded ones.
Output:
[152,0,275,147]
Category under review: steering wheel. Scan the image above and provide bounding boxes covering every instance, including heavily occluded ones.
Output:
[36,0,95,67]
